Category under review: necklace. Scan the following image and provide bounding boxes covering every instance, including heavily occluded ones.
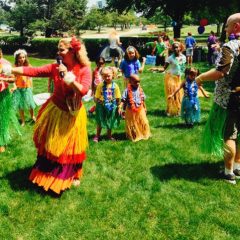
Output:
[127,83,144,112]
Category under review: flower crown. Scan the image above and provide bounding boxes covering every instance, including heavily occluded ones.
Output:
[14,49,27,59]
[70,36,81,53]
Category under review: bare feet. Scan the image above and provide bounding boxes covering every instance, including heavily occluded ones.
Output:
[72,179,81,187]
[21,122,25,127]
[0,146,5,153]
[32,116,36,122]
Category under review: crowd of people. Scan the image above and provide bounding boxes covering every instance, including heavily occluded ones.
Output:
[0,12,240,195]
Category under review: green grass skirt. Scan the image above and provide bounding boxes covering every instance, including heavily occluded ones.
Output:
[201,102,228,157]
[95,103,121,129]
[0,89,21,146]
[13,88,36,110]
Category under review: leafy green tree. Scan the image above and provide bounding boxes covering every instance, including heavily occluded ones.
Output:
[7,0,39,36]
[49,0,87,34]
[84,8,111,33]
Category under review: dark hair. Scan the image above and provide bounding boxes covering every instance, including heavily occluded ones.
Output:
[95,56,105,64]
[185,67,199,77]
[15,53,29,66]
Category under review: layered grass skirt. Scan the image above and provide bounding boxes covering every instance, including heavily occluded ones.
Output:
[181,96,200,124]
[125,107,151,142]
[13,88,36,110]
[164,73,183,116]
[29,100,88,194]
[0,89,20,146]
[201,103,228,157]
[95,103,120,129]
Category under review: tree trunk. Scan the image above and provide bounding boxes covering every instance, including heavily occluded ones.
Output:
[45,27,53,38]
[220,17,228,42]
[216,23,221,36]
[20,17,24,37]
[173,25,181,38]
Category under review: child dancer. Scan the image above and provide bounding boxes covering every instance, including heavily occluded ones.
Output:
[168,67,209,127]
[88,56,105,114]
[94,66,121,142]
[119,46,146,87]
[158,42,186,116]
[0,51,20,153]
[119,74,150,142]
[12,49,36,126]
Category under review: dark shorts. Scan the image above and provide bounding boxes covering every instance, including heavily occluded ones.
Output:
[110,48,120,58]
[224,110,240,140]
[155,55,165,66]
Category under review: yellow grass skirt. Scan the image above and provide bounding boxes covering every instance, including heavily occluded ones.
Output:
[30,100,88,194]
[164,72,183,116]
[125,107,151,142]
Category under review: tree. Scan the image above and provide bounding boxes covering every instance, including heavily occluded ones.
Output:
[48,0,87,35]
[7,0,39,36]
[84,8,111,33]
[106,0,235,38]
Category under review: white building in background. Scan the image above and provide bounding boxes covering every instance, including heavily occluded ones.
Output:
[87,0,106,9]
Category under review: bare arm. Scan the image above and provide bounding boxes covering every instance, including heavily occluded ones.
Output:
[139,57,146,73]
[168,81,185,99]
[199,86,210,98]
[195,68,224,85]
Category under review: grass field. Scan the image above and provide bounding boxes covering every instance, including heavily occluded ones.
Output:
[1,56,240,240]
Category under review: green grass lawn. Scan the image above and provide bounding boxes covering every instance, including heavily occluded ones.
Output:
[1,57,240,240]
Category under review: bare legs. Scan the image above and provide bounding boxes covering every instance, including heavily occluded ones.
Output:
[19,108,36,126]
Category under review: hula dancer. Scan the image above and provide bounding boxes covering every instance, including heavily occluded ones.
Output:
[12,49,36,126]
[196,13,240,184]
[119,74,150,142]
[93,67,121,142]
[168,67,209,127]
[1,37,92,194]
[0,49,20,153]
[159,42,186,116]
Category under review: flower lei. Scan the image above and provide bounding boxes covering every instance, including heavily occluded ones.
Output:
[228,33,240,41]
[70,36,81,53]
[103,82,116,111]
[186,78,198,109]
[127,83,144,112]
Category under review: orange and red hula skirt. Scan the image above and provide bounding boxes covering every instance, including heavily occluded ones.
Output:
[29,100,88,194]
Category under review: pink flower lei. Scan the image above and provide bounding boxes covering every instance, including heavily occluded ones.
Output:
[70,36,81,53]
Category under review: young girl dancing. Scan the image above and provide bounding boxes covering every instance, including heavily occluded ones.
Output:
[94,66,121,142]
[0,50,20,153]
[12,49,36,126]
[168,67,209,127]
[158,42,186,116]
[119,46,146,87]
[119,74,150,142]
[88,56,105,114]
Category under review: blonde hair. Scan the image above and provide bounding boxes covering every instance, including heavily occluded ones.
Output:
[109,29,118,38]
[100,66,117,79]
[59,38,91,66]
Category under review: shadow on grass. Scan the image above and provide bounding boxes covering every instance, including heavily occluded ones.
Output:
[150,161,222,181]
[154,120,207,129]
[88,132,127,142]
[147,109,167,117]
[5,167,62,198]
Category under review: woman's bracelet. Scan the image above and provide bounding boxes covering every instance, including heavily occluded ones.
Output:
[63,71,76,85]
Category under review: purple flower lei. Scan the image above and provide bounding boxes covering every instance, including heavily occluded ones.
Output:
[103,81,116,111]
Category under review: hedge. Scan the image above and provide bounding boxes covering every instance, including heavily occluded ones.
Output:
[0,35,207,62]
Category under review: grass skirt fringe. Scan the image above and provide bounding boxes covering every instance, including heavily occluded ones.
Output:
[13,88,36,110]
[164,72,183,116]
[201,103,227,157]
[95,103,120,129]
[30,100,88,194]
[181,96,200,124]
[0,89,21,146]
[125,107,151,142]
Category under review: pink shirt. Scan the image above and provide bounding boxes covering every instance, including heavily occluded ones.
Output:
[0,58,11,92]
[23,63,92,111]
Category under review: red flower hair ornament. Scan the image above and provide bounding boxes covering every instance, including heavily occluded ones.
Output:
[70,36,81,53]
